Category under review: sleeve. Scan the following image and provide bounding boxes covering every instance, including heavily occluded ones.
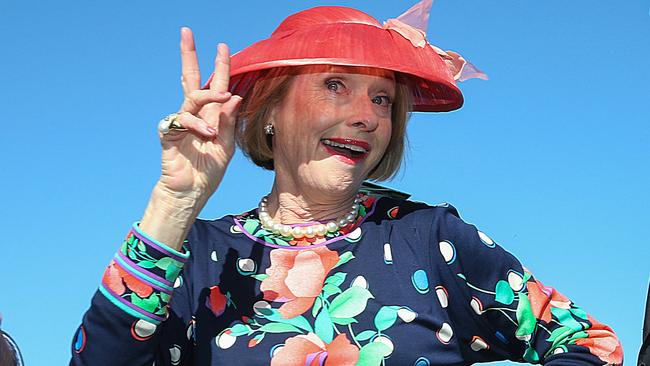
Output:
[70,223,195,366]
[639,283,650,366]
[432,206,623,365]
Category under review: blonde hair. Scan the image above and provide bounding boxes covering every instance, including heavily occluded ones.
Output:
[235,66,411,181]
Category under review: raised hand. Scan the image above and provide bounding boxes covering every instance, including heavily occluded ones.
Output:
[157,27,242,199]
[140,28,242,249]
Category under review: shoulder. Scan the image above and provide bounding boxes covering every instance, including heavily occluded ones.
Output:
[369,195,511,261]
[374,197,528,299]
[379,196,489,244]
[367,194,465,231]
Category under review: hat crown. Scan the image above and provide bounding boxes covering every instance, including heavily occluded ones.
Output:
[223,4,465,112]
[271,6,381,36]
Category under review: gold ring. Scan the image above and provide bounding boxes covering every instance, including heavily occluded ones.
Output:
[158,113,188,134]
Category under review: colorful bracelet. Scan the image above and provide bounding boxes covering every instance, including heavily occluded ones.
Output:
[98,223,191,324]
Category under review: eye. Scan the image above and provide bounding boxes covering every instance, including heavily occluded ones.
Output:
[325,79,344,93]
[371,95,392,107]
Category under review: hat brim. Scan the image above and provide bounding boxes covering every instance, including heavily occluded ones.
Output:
[207,23,463,112]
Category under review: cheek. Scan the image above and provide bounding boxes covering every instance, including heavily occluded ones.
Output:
[282,110,341,154]
[377,119,393,151]
[278,88,333,133]
[274,104,329,162]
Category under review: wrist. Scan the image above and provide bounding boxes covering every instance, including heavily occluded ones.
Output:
[139,182,207,251]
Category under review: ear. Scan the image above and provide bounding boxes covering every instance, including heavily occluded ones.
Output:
[265,108,276,152]
[268,96,285,131]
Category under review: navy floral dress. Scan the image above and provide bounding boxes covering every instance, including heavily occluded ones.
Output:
[70,192,623,365]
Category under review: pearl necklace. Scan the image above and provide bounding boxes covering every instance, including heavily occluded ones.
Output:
[258,194,362,239]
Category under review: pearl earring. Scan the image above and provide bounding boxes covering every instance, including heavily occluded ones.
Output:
[264,123,275,135]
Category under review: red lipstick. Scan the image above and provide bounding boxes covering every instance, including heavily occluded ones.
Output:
[321,138,371,165]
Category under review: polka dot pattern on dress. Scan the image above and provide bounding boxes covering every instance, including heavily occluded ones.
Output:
[507,270,524,291]
[373,335,394,356]
[74,325,86,353]
[215,329,237,349]
[169,345,181,365]
[344,227,363,242]
[131,319,157,341]
[436,323,453,344]
[494,331,508,344]
[470,336,489,351]
[383,243,393,264]
[397,307,417,322]
[477,230,495,248]
[351,275,368,289]
[439,240,456,264]
[236,258,256,275]
[186,319,195,342]
[470,297,483,315]
[253,300,271,315]
[411,269,430,294]
[435,286,449,308]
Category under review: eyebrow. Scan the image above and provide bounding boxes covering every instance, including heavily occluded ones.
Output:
[302,65,396,80]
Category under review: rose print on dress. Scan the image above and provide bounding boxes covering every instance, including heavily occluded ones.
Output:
[526,280,571,323]
[270,333,359,366]
[574,316,624,365]
[206,285,237,317]
[260,247,340,318]
[103,261,153,298]
[219,245,409,365]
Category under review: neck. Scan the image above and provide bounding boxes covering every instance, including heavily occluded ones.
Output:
[265,179,360,225]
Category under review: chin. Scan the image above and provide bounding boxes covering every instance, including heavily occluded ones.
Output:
[299,160,367,195]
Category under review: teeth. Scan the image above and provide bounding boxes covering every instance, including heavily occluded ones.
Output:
[322,139,368,153]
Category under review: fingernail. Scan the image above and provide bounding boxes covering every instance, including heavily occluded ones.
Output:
[218,91,231,96]
[207,126,217,134]
[217,43,229,56]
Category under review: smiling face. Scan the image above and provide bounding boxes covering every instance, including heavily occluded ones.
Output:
[270,65,396,196]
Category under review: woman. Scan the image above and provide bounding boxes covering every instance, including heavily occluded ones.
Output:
[71,3,623,365]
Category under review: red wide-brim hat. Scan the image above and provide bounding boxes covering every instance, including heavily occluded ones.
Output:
[209,4,487,112]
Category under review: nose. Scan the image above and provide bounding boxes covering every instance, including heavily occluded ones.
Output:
[346,95,379,132]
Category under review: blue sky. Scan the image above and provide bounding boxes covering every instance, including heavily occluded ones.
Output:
[0,0,648,365]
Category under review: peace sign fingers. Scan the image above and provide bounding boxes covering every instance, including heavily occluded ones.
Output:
[180,27,201,94]
[210,43,231,93]
[174,28,239,140]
